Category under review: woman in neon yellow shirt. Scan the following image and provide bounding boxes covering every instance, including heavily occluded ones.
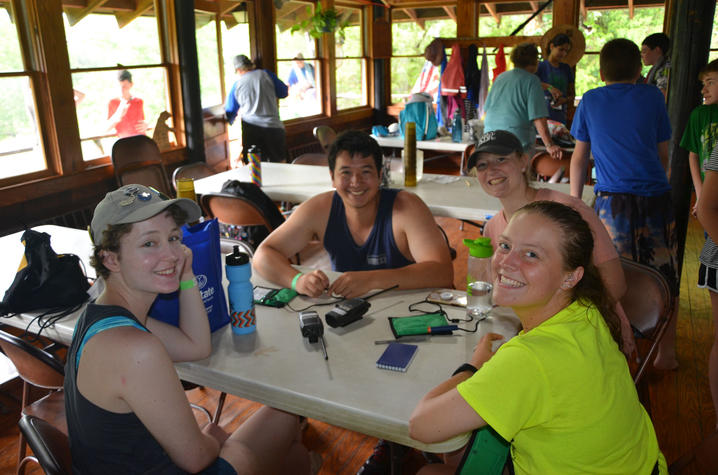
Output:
[409,200,666,474]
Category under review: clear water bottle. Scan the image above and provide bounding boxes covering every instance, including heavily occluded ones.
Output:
[451,110,463,143]
[226,245,255,334]
[463,237,493,318]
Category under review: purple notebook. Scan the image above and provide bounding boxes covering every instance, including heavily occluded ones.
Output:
[376,342,418,372]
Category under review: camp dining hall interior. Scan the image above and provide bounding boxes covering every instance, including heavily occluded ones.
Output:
[1,0,718,473]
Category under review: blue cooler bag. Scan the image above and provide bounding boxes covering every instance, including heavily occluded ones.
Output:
[149,218,230,332]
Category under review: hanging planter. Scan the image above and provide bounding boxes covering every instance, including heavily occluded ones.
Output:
[290,1,348,40]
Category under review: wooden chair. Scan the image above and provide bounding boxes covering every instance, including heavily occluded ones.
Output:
[530,150,571,183]
[171,162,215,192]
[111,135,173,196]
[17,415,72,475]
[619,258,674,387]
[313,126,337,153]
[291,152,328,167]
[0,328,66,474]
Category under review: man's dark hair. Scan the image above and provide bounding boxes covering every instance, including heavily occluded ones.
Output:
[699,59,718,80]
[118,69,132,83]
[510,43,539,69]
[327,130,383,173]
[642,33,670,56]
[547,33,572,56]
[600,38,641,82]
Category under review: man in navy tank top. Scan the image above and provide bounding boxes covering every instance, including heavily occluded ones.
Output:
[254,130,453,299]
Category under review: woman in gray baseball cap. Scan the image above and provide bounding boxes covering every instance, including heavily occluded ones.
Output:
[65,184,312,474]
[468,130,636,356]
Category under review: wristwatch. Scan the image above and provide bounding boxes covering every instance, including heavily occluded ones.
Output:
[452,363,478,377]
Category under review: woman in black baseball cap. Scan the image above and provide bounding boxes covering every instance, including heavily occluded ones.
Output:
[468,130,636,356]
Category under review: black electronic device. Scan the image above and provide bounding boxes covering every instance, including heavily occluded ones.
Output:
[325,298,371,328]
[299,311,328,359]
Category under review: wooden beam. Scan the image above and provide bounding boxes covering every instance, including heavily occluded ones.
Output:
[218,0,241,16]
[529,2,538,11]
[580,0,587,20]
[402,8,424,29]
[484,3,500,25]
[114,0,153,29]
[442,6,456,22]
[457,0,476,37]
[436,35,542,49]
[628,0,634,19]
[65,0,109,26]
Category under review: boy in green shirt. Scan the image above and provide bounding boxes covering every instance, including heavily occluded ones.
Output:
[680,59,718,215]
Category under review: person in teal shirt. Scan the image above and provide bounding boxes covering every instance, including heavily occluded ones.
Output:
[483,42,562,160]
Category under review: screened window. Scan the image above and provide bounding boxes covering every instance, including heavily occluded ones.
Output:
[390,9,456,103]
[196,11,222,108]
[220,14,250,160]
[335,6,365,110]
[576,7,664,96]
[0,6,45,180]
[277,0,321,120]
[64,10,173,161]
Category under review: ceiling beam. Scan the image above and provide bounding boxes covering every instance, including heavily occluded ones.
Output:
[114,0,152,28]
[484,3,500,24]
[442,5,456,21]
[628,0,634,18]
[65,0,109,26]
[402,8,425,29]
[529,1,538,11]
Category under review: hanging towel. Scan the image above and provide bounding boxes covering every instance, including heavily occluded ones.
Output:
[441,43,466,97]
[492,45,507,83]
[477,48,489,119]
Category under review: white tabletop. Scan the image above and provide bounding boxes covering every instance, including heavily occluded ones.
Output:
[372,135,474,153]
[194,163,592,222]
[0,225,521,453]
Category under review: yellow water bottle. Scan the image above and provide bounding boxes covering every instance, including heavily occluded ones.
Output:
[404,122,417,187]
[176,177,197,203]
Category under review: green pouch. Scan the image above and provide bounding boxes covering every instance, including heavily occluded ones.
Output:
[388,312,449,338]
[253,286,297,308]
[456,426,511,475]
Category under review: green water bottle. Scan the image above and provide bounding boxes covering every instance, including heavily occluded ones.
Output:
[463,237,493,318]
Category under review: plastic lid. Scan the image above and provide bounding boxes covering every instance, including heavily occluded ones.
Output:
[463,237,493,258]
[225,244,250,266]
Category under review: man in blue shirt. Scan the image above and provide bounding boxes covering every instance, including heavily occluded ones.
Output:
[570,38,678,370]
[224,55,289,163]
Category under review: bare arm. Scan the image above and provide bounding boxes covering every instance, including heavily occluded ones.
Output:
[533,117,562,159]
[146,245,211,362]
[596,258,636,356]
[697,169,718,243]
[328,192,453,299]
[657,140,670,173]
[688,152,703,216]
[254,194,331,297]
[409,333,502,443]
[110,332,221,473]
[570,140,591,198]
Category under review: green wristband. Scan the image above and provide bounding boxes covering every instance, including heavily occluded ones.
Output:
[179,277,197,290]
[291,272,303,291]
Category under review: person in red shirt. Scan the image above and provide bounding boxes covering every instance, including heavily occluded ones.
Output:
[107,69,147,138]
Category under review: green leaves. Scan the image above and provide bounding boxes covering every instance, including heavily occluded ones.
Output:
[289,2,348,40]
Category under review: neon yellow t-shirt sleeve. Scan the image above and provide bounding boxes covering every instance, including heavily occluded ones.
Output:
[457,340,551,442]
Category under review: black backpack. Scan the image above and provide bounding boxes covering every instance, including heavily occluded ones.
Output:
[218,180,285,249]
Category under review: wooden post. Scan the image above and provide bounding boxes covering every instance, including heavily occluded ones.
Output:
[667,0,716,279]
[456,0,477,38]
[248,0,276,72]
[551,0,579,27]
[368,4,391,114]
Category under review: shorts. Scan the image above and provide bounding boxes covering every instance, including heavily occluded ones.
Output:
[241,121,288,163]
[199,457,237,475]
[594,191,679,296]
[698,263,718,293]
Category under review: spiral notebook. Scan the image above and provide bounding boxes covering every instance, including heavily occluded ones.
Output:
[376,342,418,372]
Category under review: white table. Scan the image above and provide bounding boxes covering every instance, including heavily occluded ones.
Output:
[372,135,475,173]
[0,225,521,453]
[193,163,593,222]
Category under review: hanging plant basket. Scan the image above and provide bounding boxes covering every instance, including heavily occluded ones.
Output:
[290,1,348,40]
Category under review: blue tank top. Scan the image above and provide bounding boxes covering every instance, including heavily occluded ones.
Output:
[323,188,414,272]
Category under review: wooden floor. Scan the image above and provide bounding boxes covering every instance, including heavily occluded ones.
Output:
[0,153,716,474]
